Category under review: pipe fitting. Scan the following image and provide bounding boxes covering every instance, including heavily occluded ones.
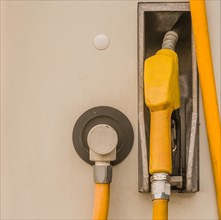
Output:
[150,173,171,200]
[93,163,112,184]
[162,31,178,50]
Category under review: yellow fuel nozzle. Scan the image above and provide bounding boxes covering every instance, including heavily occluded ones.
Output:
[144,49,181,174]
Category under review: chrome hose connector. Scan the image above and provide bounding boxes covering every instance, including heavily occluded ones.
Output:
[162,31,178,51]
[93,164,112,184]
[150,173,171,200]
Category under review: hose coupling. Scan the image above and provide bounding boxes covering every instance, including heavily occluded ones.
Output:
[150,173,171,200]
[162,31,178,51]
[93,162,112,184]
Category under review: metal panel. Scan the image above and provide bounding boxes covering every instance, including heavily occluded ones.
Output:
[138,2,199,193]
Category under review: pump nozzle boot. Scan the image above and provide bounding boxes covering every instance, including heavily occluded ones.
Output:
[144,49,181,174]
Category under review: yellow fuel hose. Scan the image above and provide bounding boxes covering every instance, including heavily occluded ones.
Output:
[190,1,221,218]
[93,184,110,220]
[153,200,168,220]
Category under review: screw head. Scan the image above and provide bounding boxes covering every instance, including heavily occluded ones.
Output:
[93,34,110,50]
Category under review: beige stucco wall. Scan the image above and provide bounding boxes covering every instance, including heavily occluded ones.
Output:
[1,0,220,219]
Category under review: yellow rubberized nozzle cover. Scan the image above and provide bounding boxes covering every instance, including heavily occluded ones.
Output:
[144,49,181,174]
[144,49,180,111]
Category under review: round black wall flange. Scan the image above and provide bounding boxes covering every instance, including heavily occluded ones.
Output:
[72,106,134,166]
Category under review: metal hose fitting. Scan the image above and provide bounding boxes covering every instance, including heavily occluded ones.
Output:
[162,31,178,51]
[150,173,171,200]
[93,163,112,184]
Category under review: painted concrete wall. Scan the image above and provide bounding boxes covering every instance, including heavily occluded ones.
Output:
[1,0,220,219]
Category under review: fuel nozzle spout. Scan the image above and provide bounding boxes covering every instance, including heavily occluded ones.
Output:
[162,13,190,50]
